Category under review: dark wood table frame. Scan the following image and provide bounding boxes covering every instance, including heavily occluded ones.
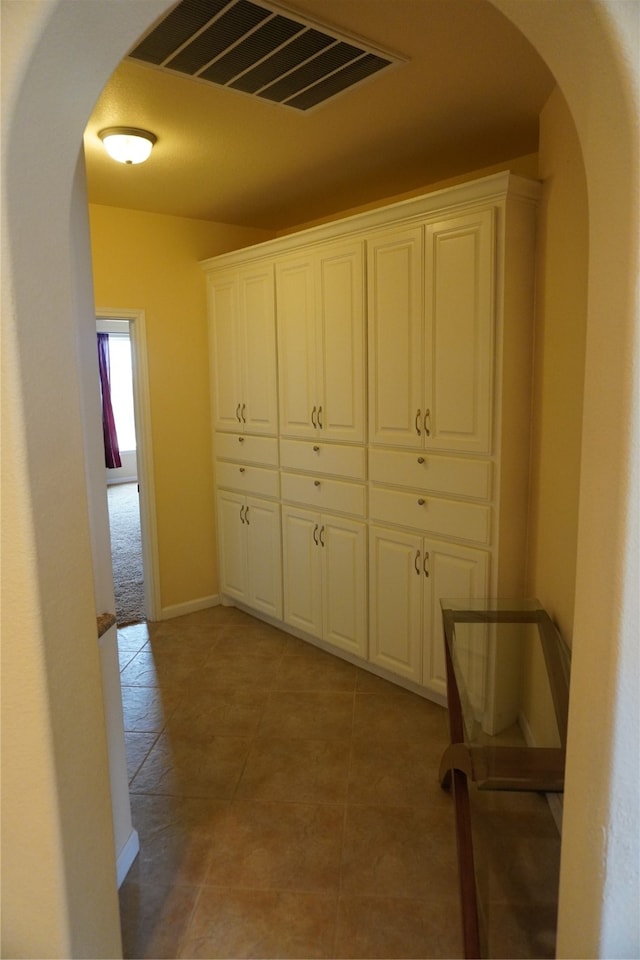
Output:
[439,604,570,959]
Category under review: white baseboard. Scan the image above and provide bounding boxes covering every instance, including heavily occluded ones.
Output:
[117,828,140,888]
[159,594,220,621]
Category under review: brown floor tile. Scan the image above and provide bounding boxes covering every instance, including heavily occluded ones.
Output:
[119,881,200,959]
[353,690,450,742]
[124,732,160,783]
[341,803,459,900]
[121,685,181,733]
[258,691,354,739]
[335,895,463,959]
[181,887,338,959]
[195,650,281,688]
[348,738,451,807]
[355,669,412,694]
[273,652,359,691]
[236,737,351,802]
[129,731,251,799]
[166,686,269,740]
[127,794,227,886]
[204,799,344,892]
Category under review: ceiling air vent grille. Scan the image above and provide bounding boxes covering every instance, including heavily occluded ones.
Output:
[128,0,402,110]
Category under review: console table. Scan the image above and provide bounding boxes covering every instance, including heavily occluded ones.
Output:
[439,599,571,958]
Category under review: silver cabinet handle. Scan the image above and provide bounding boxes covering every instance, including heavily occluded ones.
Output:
[236,403,242,423]
[414,549,421,574]
[313,523,319,546]
[417,456,425,464]
[319,525,325,547]
[417,498,425,506]
[317,405,323,429]
[240,505,245,524]
[311,406,317,428]
[245,505,249,525]
[423,551,430,577]
[415,408,421,436]
[314,479,321,487]
[424,409,431,437]
[241,403,246,423]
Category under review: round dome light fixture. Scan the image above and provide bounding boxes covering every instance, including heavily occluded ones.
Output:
[98,127,157,165]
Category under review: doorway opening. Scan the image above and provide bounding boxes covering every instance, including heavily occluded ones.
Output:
[97,308,161,623]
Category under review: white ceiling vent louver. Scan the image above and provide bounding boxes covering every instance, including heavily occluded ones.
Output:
[128,0,403,111]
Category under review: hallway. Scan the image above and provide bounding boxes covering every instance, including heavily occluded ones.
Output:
[117,605,559,958]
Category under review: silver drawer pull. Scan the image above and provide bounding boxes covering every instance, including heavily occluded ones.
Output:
[314,480,321,487]
[417,498,425,506]
[239,467,245,473]
[423,551,430,577]
[240,506,245,524]
[313,445,320,452]
[319,525,325,547]
[424,409,431,437]
[415,408,421,436]
[317,405,323,429]
[238,436,244,443]
[313,524,319,546]
[311,406,317,428]
[414,549,421,575]
[236,403,242,423]
[417,456,425,464]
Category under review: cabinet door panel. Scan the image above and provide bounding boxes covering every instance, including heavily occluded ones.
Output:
[246,497,282,619]
[217,490,247,602]
[281,505,322,638]
[425,209,494,454]
[369,525,422,682]
[319,243,365,441]
[241,266,278,435]
[422,538,489,699]
[276,258,317,438]
[322,516,367,658]
[209,275,242,432]
[368,228,423,447]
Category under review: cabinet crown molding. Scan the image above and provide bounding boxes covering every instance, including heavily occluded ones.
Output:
[200,171,541,273]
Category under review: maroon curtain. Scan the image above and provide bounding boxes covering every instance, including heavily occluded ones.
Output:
[97,333,122,468]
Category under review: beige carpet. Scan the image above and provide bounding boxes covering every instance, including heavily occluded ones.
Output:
[107,482,145,625]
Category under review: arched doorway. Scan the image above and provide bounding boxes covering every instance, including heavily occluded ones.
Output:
[2,2,637,956]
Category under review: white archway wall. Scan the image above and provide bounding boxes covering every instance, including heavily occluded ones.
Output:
[1,1,638,957]
[491,1,640,956]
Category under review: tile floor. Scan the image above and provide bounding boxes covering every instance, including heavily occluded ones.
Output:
[117,605,560,959]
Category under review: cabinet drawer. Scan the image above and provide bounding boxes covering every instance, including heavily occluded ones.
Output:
[279,439,365,479]
[369,486,491,545]
[215,433,279,467]
[216,461,280,498]
[369,448,491,500]
[281,472,366,517]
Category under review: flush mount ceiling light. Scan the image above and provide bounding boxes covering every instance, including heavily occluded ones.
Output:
[98,127,157,164]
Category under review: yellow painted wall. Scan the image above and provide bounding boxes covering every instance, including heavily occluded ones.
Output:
[88,206,273,611]
[527,88,588,646]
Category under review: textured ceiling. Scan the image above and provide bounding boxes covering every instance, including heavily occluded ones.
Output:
[83,0,554,231]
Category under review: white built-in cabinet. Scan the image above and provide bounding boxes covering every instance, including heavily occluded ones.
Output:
[203,172,539,705]
[276,241,365,441]
[281,503,367,659]
[208,263,278,435]
[216,488,282,620]
[368,208,494,453]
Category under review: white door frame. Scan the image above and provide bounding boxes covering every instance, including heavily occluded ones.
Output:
[97,307,160,621]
